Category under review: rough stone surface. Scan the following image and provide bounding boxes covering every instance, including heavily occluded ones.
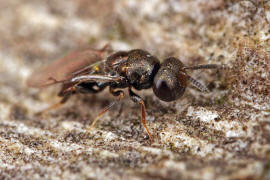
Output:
[0,0,269,179]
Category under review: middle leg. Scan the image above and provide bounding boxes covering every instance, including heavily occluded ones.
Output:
[86,87,124,134]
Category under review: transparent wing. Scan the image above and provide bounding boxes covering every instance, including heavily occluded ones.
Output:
[27,50,105,88]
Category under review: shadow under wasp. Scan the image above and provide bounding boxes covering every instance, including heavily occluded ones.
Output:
[27,44,225,142]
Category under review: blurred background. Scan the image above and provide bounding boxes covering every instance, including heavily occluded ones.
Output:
[0,0,269,179]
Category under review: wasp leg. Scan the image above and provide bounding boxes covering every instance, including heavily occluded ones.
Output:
[36,82,78,116]
[128,88,154,142]
[35,94,70,116]
[69,74,124,84]
[36,82,102,116]
[86,88,124,134]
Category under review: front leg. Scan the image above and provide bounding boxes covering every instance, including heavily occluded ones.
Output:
[128,88,154,142]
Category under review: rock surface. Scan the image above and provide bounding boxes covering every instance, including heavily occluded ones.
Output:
[0,0,269,179]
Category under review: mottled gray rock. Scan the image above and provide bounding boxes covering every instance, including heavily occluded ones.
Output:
[0,0,269,179]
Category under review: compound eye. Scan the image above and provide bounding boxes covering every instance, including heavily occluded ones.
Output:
[152,57,187,102]
[153,79,175,102]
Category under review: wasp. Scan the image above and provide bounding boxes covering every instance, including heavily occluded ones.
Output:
[28,45,225,141]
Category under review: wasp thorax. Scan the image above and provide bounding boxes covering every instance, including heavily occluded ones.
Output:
[105,51,129,73]
[153,57,187,102]
[121,49,160,90]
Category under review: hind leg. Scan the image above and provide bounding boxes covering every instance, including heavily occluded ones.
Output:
[86,87,124,134]
[36,82,104,116]
[35,94,70,116]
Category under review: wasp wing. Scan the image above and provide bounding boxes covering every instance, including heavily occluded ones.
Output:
[27,50,105,88]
